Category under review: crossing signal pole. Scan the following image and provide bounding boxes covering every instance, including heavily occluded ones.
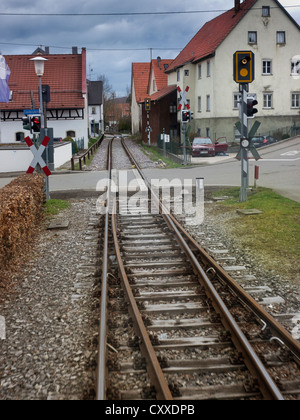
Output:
[233,51,261,202]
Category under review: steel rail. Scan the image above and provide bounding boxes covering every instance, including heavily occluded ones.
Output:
[95,137,113,400]
[111,206,174,400]
[170,214,300,361]
[121,138,285,400]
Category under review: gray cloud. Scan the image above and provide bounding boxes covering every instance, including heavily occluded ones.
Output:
[0,0,299,96]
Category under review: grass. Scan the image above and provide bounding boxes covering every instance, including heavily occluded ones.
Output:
[139,143,184,169]
[211,187,300,276]
[43,199,71,216]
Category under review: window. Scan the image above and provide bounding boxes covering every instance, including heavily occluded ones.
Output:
[92,107,96,115]
[206,128,210,138]
[206,95,211,112]
[234,93,241,109]
[153,80,156,91]
[262,6,270,17]
[198,96,202,112]
[67,130,76,137]
[184,69,189,77]
[177,70,180,82]
[198,64,202,79]
[291,93,300,108]
[248,31,257,44]
[16,132,24,142]
[207,61,211,77]
[263,93,273,109]
[262,60,272,75]
[277,31,286,44]
[291,57,300,76]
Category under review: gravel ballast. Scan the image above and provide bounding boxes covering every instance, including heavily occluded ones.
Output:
[0,199,101,400]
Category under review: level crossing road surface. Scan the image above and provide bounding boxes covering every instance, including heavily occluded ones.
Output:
[0,137,299,202]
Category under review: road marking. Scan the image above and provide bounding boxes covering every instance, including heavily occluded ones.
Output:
[281,150,299,157]
[259,158,300,162]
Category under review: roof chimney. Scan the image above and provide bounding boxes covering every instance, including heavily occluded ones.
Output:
[235,0,241,12]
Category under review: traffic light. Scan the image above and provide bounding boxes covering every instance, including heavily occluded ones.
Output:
[182,110,191,122]
[145,98,151,112]
[247,98,258,118]
[31,115,41,132]
[22,116,31,132]
[42,85,50,103]
[233,51,255,83]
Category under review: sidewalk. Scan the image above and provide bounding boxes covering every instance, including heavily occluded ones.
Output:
[191,153,236,165]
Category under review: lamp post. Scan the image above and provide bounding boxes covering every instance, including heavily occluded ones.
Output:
[30,57,48,128]
[30,56,50,199]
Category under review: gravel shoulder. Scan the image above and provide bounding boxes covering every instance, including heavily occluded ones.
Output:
[184,197,300,321]
[0,199,100,400]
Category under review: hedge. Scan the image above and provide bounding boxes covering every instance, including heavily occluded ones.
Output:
[0,174,44,267]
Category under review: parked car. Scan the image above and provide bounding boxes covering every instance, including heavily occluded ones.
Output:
[252,136,269,148]
[192,138,215,157]
[191,137,229,157]
[214,137,229,155]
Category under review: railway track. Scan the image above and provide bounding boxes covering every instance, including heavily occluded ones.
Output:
[96,136,300,401]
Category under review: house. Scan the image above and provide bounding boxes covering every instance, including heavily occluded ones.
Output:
[105,96,131,131]
[0,47,89,148]
[131,62,151,135]
[88,80,104,136]
[131,58,177,144]
[166,0,300,143]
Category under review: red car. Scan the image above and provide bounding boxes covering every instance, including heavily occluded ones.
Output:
[191,137,228,157]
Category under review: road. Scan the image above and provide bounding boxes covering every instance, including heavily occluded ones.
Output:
[0,137,299,202]
[144,137,300,202]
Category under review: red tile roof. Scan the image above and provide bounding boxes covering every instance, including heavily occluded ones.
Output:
[151,59,173,91]
[150,85,177,102]
[132,59,173,104]
[132,62,150,104]
[0,50,86,110]
[167,0,257,73]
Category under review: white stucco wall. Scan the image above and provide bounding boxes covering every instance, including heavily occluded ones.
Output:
[0,142,72,173]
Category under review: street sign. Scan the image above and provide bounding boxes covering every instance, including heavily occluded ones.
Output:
[24,109,40,115]
[177,86,190,111]
[25,136,51,177]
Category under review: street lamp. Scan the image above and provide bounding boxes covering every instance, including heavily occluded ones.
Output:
[30,57,48,128]
[30,56,50,200]
[30,56,48,76]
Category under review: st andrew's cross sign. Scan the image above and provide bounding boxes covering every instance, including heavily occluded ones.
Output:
[25,136,52,177]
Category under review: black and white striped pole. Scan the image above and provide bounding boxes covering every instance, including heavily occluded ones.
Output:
[233,51,255,202]
[239,83,249,202]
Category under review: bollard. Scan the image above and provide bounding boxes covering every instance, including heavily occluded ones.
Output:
[254,165,259,188]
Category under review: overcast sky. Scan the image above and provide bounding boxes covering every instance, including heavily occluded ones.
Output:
[0,0,299,97]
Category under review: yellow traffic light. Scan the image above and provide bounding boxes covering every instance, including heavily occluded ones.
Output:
[233,51,255,83]
[145,98,151,111]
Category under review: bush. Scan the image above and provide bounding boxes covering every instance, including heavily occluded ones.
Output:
[0,174,44,267]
